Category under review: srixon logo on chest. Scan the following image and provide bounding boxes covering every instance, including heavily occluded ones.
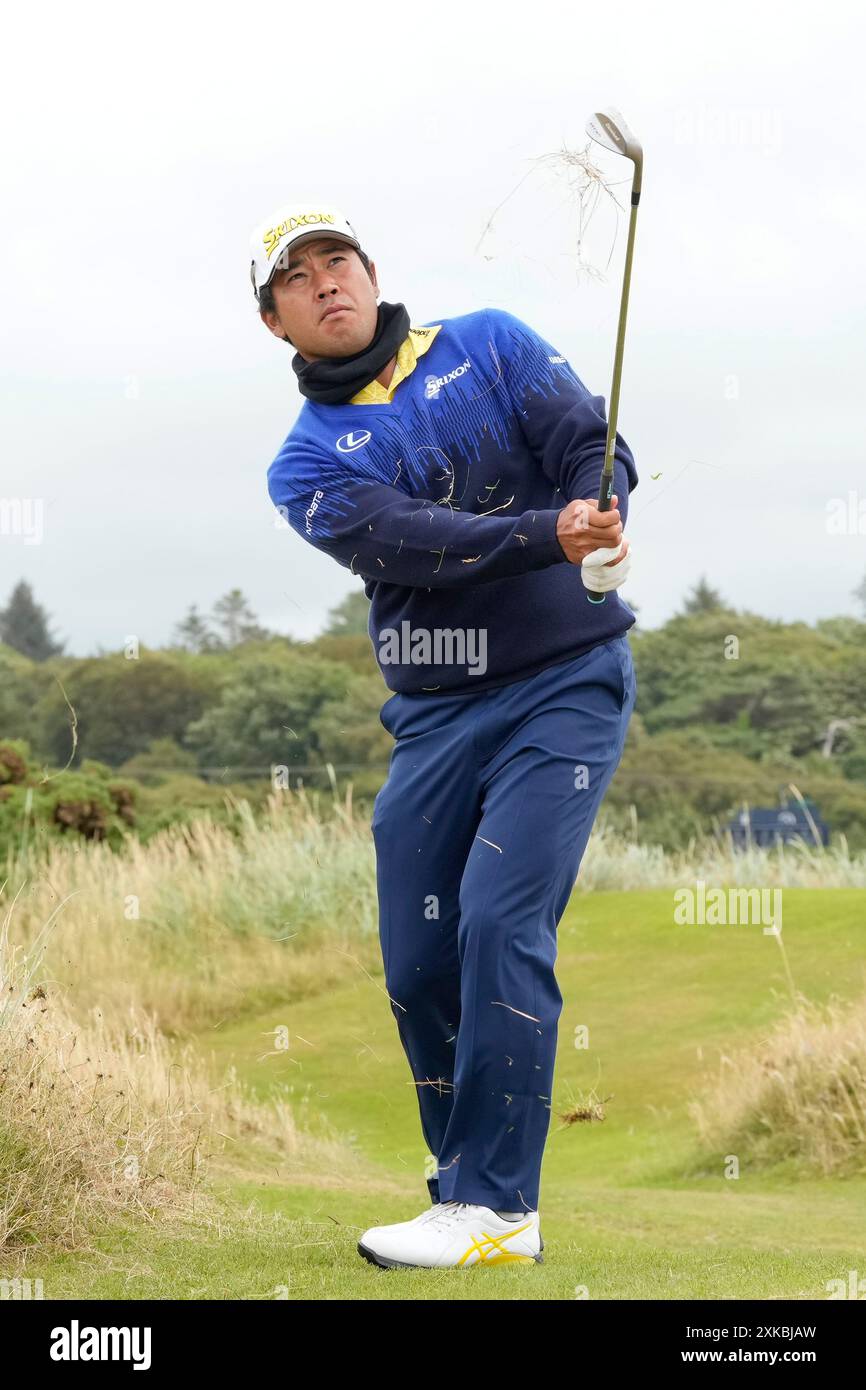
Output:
[424,358,471,400]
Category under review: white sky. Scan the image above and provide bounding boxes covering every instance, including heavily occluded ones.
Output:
[2,0,864,654]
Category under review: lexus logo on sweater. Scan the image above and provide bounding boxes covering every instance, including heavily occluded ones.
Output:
[336,430,372,453]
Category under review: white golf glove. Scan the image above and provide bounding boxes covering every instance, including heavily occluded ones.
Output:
[581,541,632,594]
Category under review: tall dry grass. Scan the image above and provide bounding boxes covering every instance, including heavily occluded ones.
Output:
[3,785,382,1038]
[690,992,866,1176]
[0,888,363,1254]
[578,821,866,891]
[4,785,864,1043]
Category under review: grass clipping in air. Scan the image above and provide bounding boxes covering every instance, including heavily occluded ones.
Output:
[475,137,632,284]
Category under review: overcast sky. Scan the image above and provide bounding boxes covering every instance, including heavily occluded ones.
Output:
[2,0,864,655]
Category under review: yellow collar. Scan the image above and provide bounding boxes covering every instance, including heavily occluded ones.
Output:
[348,323,442,404]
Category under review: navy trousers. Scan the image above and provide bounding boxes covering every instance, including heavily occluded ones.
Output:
[370,634,636,1212]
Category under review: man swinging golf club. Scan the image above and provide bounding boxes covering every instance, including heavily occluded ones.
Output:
[252,195,637,1270]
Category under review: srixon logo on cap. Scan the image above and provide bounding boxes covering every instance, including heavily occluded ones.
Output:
[263,213,337,260]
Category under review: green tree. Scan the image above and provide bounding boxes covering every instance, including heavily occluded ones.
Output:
[34,650,212,768]
[184,654,356,775]
[172,604,221,654]
[0,580,64,660]
[681,575,726,615]
[0,644,41,741]
[311,673,394,769]
[322,588,370,637]
[631,613,850,762]
[210,589,271,647]
[118,736,199,785]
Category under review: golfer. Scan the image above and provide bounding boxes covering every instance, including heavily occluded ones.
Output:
[251,202,638,1269]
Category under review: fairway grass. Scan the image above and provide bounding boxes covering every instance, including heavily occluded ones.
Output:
[6,888,866,1301]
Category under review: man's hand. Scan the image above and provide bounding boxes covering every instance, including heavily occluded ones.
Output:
[556,494,624,566]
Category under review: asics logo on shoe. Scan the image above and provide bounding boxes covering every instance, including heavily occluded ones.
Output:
[458,1222,535,1265]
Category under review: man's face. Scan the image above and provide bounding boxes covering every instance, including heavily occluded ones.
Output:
[259,236,380,359]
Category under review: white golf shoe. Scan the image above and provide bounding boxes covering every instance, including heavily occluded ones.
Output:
[358,1200,543,1269]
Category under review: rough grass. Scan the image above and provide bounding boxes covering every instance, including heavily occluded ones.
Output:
[0,886,363,1255]
[690,991,866,1176]
[4,784,865,1040]
[21,888,866,1299]
[2,785,866,1279]
[3,787,382,1037]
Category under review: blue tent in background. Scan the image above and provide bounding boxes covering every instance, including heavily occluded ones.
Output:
[725,796,829,848]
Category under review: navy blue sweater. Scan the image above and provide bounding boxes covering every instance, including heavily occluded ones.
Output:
[266,307,638,694]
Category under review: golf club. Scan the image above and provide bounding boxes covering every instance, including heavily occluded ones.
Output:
[582,106,643,603]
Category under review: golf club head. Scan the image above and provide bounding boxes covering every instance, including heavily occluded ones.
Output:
[585,107,643,196]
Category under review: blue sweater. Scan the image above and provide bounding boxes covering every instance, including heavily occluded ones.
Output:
[266,307,639,694]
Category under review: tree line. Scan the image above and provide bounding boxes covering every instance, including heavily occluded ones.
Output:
[2,579,866,852]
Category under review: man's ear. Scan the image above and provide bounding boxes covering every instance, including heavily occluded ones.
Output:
[259,309,292,344]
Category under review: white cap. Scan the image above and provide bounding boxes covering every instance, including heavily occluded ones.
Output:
[249,202,362,299]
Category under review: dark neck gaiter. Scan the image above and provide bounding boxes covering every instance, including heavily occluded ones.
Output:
[290,300,411,405]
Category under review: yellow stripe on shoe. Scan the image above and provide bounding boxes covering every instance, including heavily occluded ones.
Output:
[458,1223,536,1266]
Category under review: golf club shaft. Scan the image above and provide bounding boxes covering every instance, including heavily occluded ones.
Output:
[585,186,640,601]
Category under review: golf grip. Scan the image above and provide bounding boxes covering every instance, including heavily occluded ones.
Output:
[583,458,616,603]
